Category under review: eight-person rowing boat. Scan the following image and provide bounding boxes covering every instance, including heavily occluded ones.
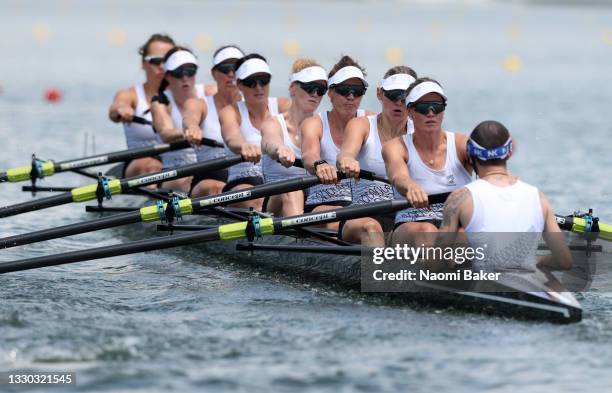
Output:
[1,36,610,325]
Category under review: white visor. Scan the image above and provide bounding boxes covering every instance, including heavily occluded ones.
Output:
[236,58,271,80]
[406,81,447,105]
[381,74,415,91]
[212,47,244,66]
[164,51,198,72]
[328,66,368,87]
[290,66,327,83]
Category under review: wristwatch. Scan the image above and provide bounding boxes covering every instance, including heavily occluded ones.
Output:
[152,94,169,105]
[313,159,328,171]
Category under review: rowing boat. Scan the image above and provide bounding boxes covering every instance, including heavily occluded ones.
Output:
[89,162,583,324]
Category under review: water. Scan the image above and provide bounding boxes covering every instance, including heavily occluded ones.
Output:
[1,0,612,392]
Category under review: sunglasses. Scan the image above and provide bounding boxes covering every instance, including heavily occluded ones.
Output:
[298,81,328,96]
[144,55,164,66]
[383,89,407,103]
[240,74,271,88]
[214,62,237,74]
[168,66,198,79]
[332,84,367,97]
[409,101,447,115]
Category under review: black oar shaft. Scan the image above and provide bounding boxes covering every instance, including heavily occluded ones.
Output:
[0,193,73,218]
[0,212,142,248]
[0,228,220,274]
[0,155,243,219]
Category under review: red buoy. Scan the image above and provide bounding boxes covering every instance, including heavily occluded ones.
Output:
[45,88,62,102]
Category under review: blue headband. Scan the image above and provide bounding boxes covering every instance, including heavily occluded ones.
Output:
[467,137,513,160]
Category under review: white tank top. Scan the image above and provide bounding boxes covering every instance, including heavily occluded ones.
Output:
[123,84,162,149]
[304,109,364,207]
[351,115,393,204]
[195,95,226,162]
[394,131,472,223]
[404,131,472,195]
[465,179,544,272]
[227,97,279,182]
[465,179,544,232]
[159,84,205,168]
[262,114,307,183]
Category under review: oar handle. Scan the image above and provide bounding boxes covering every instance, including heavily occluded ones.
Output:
[290,158,389,183]
[131,115,152,126]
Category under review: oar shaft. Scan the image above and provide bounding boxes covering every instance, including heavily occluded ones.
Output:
[0,193,73,218]
[0,155,243,219]
[0,212,142,248]
[0,228,220,274]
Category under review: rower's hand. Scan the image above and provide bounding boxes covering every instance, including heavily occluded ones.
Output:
[111,106,134,123]
[276,146,296,168]
[405,182,429,209]
[184,125,203,146]
[337,157,360,179]
[316,163,338,184]
[240,143,262,163]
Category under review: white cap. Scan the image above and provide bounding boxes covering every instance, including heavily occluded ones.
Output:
[164,51,198,72]
[405,81,447,105]
[212,47,244,66]
[290,66,327,83]
[380,74,415,91]
[235,58,271,80]
[328,66,368,87]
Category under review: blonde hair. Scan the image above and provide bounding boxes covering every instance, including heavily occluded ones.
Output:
[291,58,321,73]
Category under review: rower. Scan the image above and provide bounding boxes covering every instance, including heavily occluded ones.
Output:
[182,45,245,197]
[219,53,291,211]
[383,78,472,245]
[336,66,417,245]
[151,47,206,193]
[260,59,328,217]
[108,34,175,178]
[438,120,573,271]
[301,55,374,230]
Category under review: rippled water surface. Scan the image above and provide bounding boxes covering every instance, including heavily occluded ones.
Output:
[1,0,612,392]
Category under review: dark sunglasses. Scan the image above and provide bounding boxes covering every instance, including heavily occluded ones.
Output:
[240,74,271,88]
[144,55,164,66]
[214,62,237,74]
[298,81,328,96]
[409,101,447,115]
[383,89,407,103]
[168,66,198,79]
[333,84,367,97]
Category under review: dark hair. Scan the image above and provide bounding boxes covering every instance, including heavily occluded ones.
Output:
[384,65,417,79]
[157,46,196,95]
[138,34,175,61]
[234,53,268,81]
[328,55,366,78]
[470,120,512,166]
[213,44,244,57]
[406,77,445,103]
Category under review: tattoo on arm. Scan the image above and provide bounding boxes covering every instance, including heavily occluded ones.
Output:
[441,187,470,229]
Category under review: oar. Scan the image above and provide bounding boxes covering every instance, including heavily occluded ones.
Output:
[555,213,612,242]
[0,174,323,248]
[291,158,389,183]
[0,134,224,184]
[0,194,449,274]
[0,155,243,219]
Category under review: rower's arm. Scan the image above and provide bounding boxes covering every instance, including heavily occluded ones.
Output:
[182,97,207,144]
[108,88,136,123]
[277,97,292,113]
[337,117,368,163]
[454,132,473,172]
[260,117,285,160]
[382,137,412,195]
[538,192,573,270]
[151,101,184,143]
[219,105,246,154]
[300,115,324,174]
